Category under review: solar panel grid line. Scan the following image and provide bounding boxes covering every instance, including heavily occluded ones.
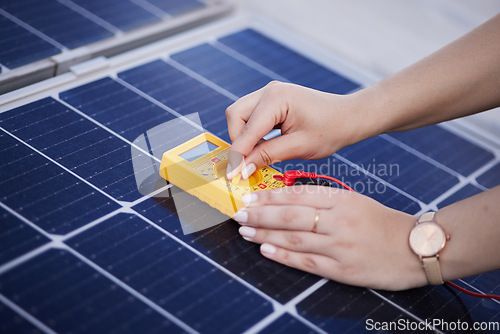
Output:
[0,241,53,278]
[0,294,56,334]
[248,311,328,334]
[439,119,500,155]
[129,0,172,18]
[0,8,66,51]
[132,210,287,310]
[63,245,197,333]
[213,40,290,84]
[56,0,121,35]
[0,202,53,242]
[426,182,480,213]
[54,96,164,168]
[166,57,240,101]
[276,280,332,334]
[112,75,210,134]
[0,126,122,210]
[0,138,122,236]
[469,157,500,184]
[456,279,500,306]
[380,133,465,180]
[331,153,426,209]
[367,289,442,333]
[430,157,500,209]
[59,207,130,242]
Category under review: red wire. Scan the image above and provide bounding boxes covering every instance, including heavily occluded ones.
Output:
[283,170,500,300]
[445,281,500,300]
[282,170,355,191]
[317,174,355,192]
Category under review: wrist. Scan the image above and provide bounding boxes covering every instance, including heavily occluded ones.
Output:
[345,87,389,144]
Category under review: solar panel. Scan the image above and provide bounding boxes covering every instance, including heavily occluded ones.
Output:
[0,15,499,334]
[0,0,232,93]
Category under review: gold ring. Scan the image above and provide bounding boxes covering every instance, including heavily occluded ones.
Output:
[312,208,320,233]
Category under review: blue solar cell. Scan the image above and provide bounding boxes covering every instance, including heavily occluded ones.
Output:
[297,281,415,333]
[1,0,113,49]
[67,213,272,333]
[71,0,160,32]
[337,136,459,204]
[171,43,272,97]
[0,15,60,69]
[0,206,49,265]
[0,302,43,334]
[388,125,494,176]
[118,60,233,142]
[0,250,184,333]
[0,97,143,202]
[133,197,321,303]
[146,0,205,15]
[0,131,120,234]
[258,313,316,334]
[272,156,421,214]
[477,162,500,189]
[60,77,180,143]
[437,183,483,209]
[462,270,500,295]
[218,29,361,94]
[376,281,500,330]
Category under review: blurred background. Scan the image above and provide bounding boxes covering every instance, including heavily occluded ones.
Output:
[229,0,500,139]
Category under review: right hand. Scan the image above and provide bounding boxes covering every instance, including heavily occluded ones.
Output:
[226,81,366,179]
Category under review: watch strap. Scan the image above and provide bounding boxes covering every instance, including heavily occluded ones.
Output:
[418,211,436,223]
[422,257,444,285]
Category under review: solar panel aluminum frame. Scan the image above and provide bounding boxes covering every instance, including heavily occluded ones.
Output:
[0,0,233,95]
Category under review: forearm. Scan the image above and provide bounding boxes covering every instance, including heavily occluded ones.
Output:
[437,185,500,281]
[352,14,500,139]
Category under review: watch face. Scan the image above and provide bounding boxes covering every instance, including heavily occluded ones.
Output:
[409,222,446,257]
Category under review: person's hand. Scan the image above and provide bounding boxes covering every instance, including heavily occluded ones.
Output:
[233,185,427,291]
[225,81,368,179]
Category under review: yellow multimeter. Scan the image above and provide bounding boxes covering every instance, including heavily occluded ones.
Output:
[159,132,285,217]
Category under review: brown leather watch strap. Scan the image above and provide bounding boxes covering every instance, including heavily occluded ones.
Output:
[422,257,444,285]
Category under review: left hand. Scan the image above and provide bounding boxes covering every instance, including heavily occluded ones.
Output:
[233,185,427,291]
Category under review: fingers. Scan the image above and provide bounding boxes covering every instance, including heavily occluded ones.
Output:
[226,87,267,143]
[259,243,339,279]
[241,185,350,210]
[243,132,307,171]
[238,226,332,253]
[229,82,289,157]
[235,205,325,232]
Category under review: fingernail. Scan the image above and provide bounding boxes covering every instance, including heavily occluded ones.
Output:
[241,163,256,180]
[242,193,257,207]
[239,226,256,238]
[233,210,248,223]
[261,243,276,255]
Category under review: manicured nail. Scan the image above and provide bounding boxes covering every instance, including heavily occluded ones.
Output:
[241,163,256,180]
[242,193,257,207]
[261,243,276,255]
[239,226,256,238]
[233,210,248,223]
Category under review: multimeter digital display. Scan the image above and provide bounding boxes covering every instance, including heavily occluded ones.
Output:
[159,132,286,217]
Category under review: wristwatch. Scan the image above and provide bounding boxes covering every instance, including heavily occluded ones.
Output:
[409,212,449,285]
